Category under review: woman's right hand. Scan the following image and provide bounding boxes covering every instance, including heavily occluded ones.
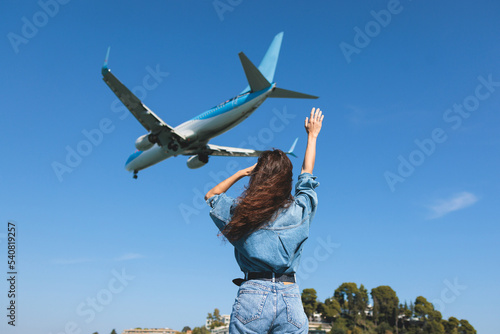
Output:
[301,107,323,174]
[304,107,324,138]
[240,163,257,176]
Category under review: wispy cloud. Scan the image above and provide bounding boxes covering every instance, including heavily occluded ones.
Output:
[51,258,93,265]
[427,192,478,219]
[114,253,144,261]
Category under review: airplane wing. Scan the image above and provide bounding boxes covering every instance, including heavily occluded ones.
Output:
[184,137,299,158]
[101,48,186,143]
[203,144,264,157]
[204,137,299,158]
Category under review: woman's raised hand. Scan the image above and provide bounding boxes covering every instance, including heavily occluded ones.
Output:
[304,107,324,138]
[301,107,323,174]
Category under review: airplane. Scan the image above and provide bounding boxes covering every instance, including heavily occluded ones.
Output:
[101,32,318,179]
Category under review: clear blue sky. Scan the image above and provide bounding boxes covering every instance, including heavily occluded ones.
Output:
[1,0,499,333]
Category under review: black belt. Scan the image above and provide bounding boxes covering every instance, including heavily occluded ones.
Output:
[232,272,296,286]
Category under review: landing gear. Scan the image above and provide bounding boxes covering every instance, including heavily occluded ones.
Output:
[133,170,138,179]
[148,134,158,144]
[168,141,179,152]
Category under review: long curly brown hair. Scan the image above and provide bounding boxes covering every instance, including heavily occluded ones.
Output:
[222,149,294,242]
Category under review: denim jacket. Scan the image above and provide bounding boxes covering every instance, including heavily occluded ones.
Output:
[207,172,319,274]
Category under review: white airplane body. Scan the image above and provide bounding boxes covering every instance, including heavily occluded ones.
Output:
[101,33,317,178]
[125,85,273,173]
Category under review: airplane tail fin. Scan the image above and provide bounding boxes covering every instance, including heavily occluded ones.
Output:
[239,32,283,93]
[239,32,318,99]
[286,137,299,158]
[259,32,283,83]
[238,52,318,98]
[239,52,271,93]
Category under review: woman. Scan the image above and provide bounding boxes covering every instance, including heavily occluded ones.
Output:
[205,107,324,334]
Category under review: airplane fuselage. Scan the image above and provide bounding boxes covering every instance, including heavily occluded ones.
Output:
[125,84,275,172]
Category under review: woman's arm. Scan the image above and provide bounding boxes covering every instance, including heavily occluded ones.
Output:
[204,164,256,201]
[301,107,324,174]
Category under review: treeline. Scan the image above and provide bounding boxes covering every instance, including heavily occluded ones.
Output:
[91,330,116,334]
[185,308,224,333]
[302,283,476,334]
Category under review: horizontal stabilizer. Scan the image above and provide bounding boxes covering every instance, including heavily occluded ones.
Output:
[269,87,318,99]
[239,52,271,92]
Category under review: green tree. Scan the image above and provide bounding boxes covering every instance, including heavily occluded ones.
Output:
[401,301,412,319]
[375,322,392,334]
[192,326,209,334]
[399,301,413,332]
[443,316,459,334]
[334,282,358,316]
[354,284,369,319]
[110,330,117,334]
[207,308,225,329]
[426,319,445,334]
[302,288,318,319]
[414,296,443,323]
[334,282,369,330]
[352,327,363,334]
[414,296,444,334]
[330,317,349,334]
[181,326,192,332]
[371,286,399,327]
[317,297,341,322]
[414,296,432,320]
[458,319,476,334]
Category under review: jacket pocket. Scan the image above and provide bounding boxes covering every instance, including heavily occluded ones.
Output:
[234,290,269,324]
[282,293,307,328]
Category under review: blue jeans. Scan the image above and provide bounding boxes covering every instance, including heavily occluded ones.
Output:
[229,280,309,334]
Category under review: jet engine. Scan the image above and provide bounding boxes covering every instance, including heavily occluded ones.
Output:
[186,154,209,169]
[135,134,155,151]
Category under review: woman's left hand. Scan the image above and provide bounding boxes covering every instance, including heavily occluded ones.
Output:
[205,163,257,201]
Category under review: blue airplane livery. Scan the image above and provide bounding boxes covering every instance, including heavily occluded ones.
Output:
[101,32,318,179]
